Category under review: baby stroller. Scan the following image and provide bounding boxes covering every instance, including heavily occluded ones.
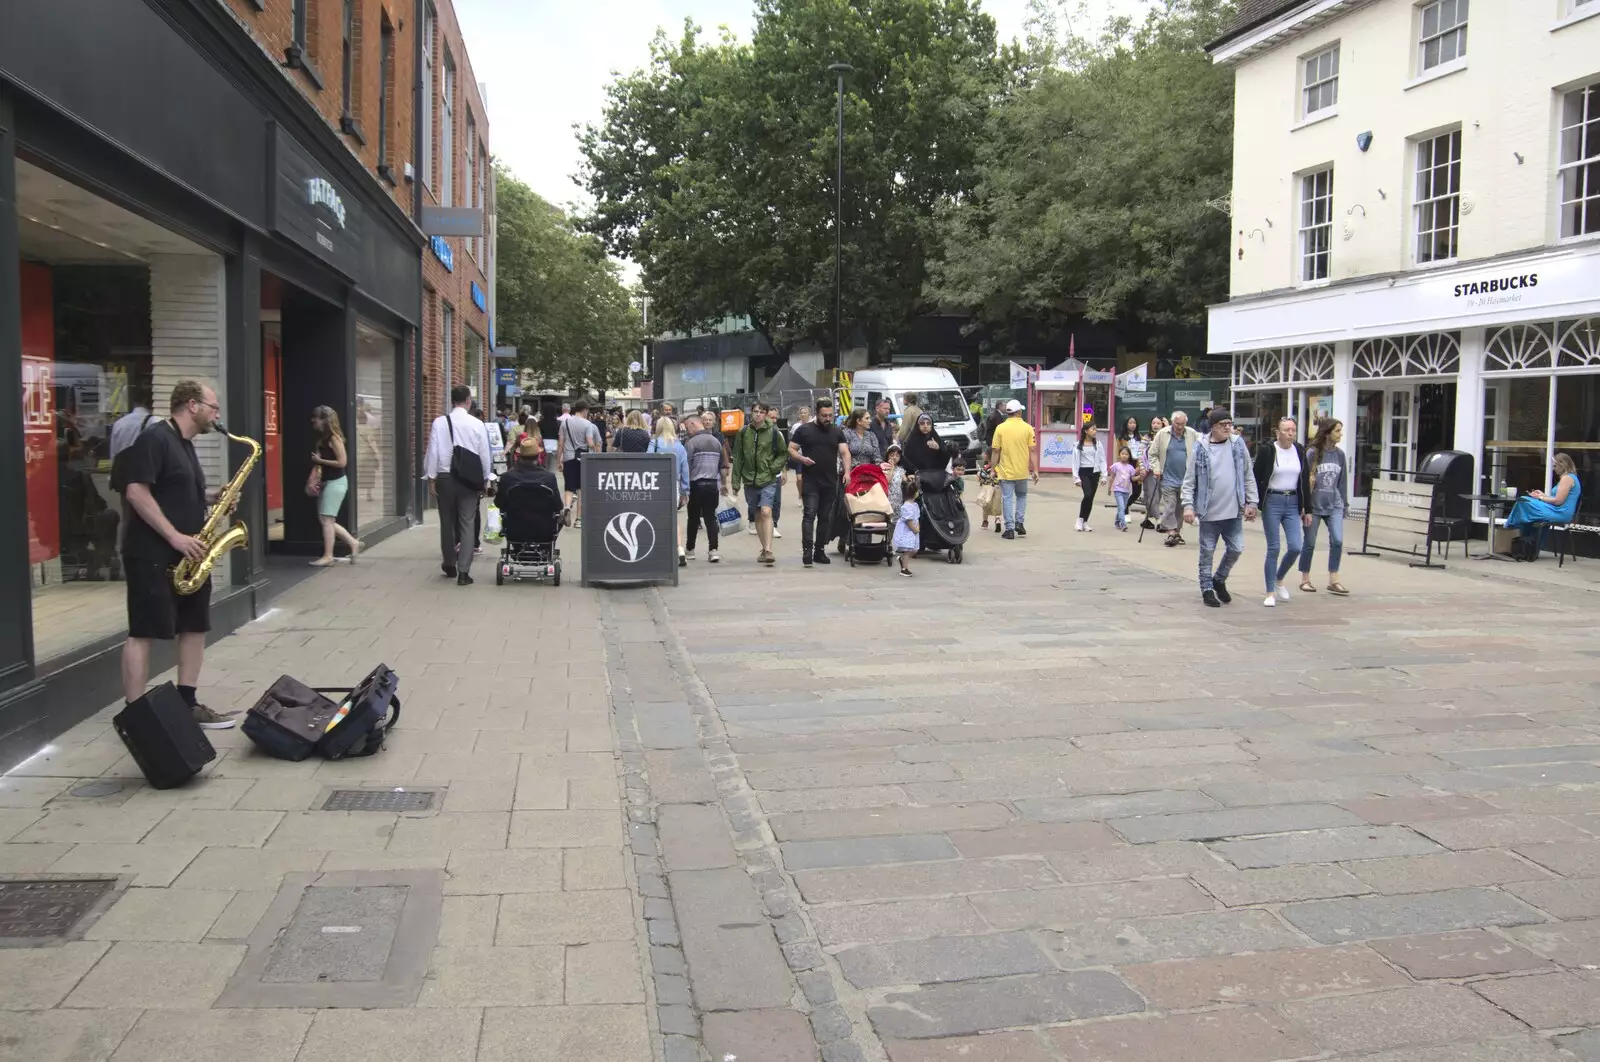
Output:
[841,464,893,567]
[494,465,567,586]
[916,469,970,564]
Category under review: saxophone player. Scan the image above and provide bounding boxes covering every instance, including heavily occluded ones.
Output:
[119,380,240,730]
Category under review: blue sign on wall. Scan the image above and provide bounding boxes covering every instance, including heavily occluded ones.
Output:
[494,367,518,387]
[470,281,486,311]
[431,236,454,272]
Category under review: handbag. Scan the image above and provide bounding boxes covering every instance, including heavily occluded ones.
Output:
[306,465,324,497]
[716,494,745,535]
[446,414,486,491]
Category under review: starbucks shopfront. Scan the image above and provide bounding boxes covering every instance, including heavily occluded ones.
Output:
[0,0,424,765]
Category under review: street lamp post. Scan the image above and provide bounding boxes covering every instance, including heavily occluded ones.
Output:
[828,62,852,370]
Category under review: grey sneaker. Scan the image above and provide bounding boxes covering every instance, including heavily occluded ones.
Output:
[191,704,239,730]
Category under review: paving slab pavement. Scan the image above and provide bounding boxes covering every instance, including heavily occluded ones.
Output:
[4,479,1600,1061]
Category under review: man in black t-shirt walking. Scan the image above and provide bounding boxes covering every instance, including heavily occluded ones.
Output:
[788,397,851,568]
[119,380,239,729]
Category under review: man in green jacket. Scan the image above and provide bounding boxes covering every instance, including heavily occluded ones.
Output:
[731,403,788,565]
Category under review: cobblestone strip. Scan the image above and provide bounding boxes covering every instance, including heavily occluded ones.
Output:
[600,596,700,1062]
[645,590,874,1062]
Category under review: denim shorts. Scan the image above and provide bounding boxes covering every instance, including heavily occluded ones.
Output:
[743,483,778,510]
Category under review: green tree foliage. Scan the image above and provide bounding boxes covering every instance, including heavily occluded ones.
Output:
[578,1,1002,359]
[494,163,641,391]
[928,0,1236,345]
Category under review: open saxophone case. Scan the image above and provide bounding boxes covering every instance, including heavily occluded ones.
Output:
[242,663,401,761]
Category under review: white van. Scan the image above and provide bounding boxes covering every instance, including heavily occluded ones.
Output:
[849,367,981,465]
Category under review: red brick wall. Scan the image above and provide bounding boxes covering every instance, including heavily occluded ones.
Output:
[222,0,415,217]
[418,0,491,425]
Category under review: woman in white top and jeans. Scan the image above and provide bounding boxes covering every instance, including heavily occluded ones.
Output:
[1074,425,1108,531]
[1251,417,1309,607]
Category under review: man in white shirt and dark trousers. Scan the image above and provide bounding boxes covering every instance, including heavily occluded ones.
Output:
[1252,416,1309,608]
[425,384,496,585]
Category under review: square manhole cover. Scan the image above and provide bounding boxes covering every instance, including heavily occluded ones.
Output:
[321,788,438,813]
[0,878,120,947]
[217,869,443,1009]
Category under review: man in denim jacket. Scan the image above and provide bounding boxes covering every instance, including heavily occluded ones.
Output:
[1180,407,1259,608]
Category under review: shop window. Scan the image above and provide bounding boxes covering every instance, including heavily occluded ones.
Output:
[1414,129,1461,263]
[1560,82,1600,239]
[355,322,398,534]
[14,159,226,665]
[465,330,485,403]
[1554,373,1599,508]
[1301,44,1339,118]
[1485,377,1552,499]
[441,303,455,410]
[1299,168,1333,282]
[1417,0,1467,73]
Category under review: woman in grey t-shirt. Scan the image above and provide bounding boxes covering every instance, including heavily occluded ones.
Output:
[1299,418,1350,596]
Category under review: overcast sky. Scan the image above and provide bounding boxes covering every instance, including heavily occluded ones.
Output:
[455,0,1145,213]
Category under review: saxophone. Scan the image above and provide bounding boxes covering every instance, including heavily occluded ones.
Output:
[172,426,262,595]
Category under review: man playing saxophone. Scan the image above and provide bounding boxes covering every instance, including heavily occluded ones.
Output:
[119,379,240,730]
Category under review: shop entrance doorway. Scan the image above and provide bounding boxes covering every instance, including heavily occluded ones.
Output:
[1354,383,1456,500]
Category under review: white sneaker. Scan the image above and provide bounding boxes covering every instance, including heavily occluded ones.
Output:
[1262,595,1277,607]
[1083,524,1093,532]
[1075,518,1084,531]
[1276,585,1292,602]
[748,525,758,536]
[773,528,783,539]
[708,550,721,563]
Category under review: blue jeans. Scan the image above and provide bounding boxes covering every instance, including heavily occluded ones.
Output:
[1197,517,1244,593]
[1114,491,1130,528]
[743,482,778,516]
[1301,510,1345,574]
[1000,478,1030,530]
[1261,492,1304,592]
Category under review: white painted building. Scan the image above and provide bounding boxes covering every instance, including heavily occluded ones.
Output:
[1207,0,1600,513]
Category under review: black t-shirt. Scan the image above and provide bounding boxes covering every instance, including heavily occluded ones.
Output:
[792,421,845,480]
[123,420,207,562]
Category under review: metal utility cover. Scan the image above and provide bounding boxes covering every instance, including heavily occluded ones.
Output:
[0,877,123,948]
[216,869,443,1008]
[321,788,438,813]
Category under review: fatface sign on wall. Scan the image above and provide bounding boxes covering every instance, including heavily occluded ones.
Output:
[271,127,365,278]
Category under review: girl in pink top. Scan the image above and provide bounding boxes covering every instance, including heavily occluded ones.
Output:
[1108,446,1137,531]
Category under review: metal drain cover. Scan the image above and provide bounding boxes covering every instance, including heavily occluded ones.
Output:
[322,788,437,812]
[68,781,127,799]
[0,878,119,946]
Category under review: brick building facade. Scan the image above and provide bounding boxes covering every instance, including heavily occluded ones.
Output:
[417,0,493,425]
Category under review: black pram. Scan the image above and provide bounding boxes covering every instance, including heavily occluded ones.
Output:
[494,464,566,586]
[916,469,970,564]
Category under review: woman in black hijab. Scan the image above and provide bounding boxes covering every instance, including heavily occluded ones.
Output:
[902,412,946,474]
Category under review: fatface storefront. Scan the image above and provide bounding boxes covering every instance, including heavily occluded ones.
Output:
[1,0,423,762]
[1212,241,1600,515]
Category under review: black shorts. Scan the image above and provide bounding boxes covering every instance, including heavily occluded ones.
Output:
[125,556,211,641]
[563,458,583,493]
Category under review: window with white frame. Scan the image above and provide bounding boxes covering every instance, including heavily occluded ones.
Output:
[465,114,477,260]
[441,51,455,207]
[1414,129,1461,263]
[421,6,435,190]
[1299,168,1334,281]
[1301,45,1339,117]
[1560,82,1600,238]
[1418,0,1467,73]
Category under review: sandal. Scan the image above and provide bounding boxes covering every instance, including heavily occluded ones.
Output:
[309,558,335,567]
[1299,580,1316,593]
[1327,582,1350,596]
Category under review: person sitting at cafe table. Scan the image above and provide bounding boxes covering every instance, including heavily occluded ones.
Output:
[1504,453,1582,545]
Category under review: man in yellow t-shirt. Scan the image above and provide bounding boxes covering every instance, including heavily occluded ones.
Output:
[986,400,1038,540]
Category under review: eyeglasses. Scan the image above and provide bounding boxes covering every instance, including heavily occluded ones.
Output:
[194,400,221,413]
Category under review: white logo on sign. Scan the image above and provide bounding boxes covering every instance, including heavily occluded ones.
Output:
[604,512,655,563]
[306,177,348,229]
